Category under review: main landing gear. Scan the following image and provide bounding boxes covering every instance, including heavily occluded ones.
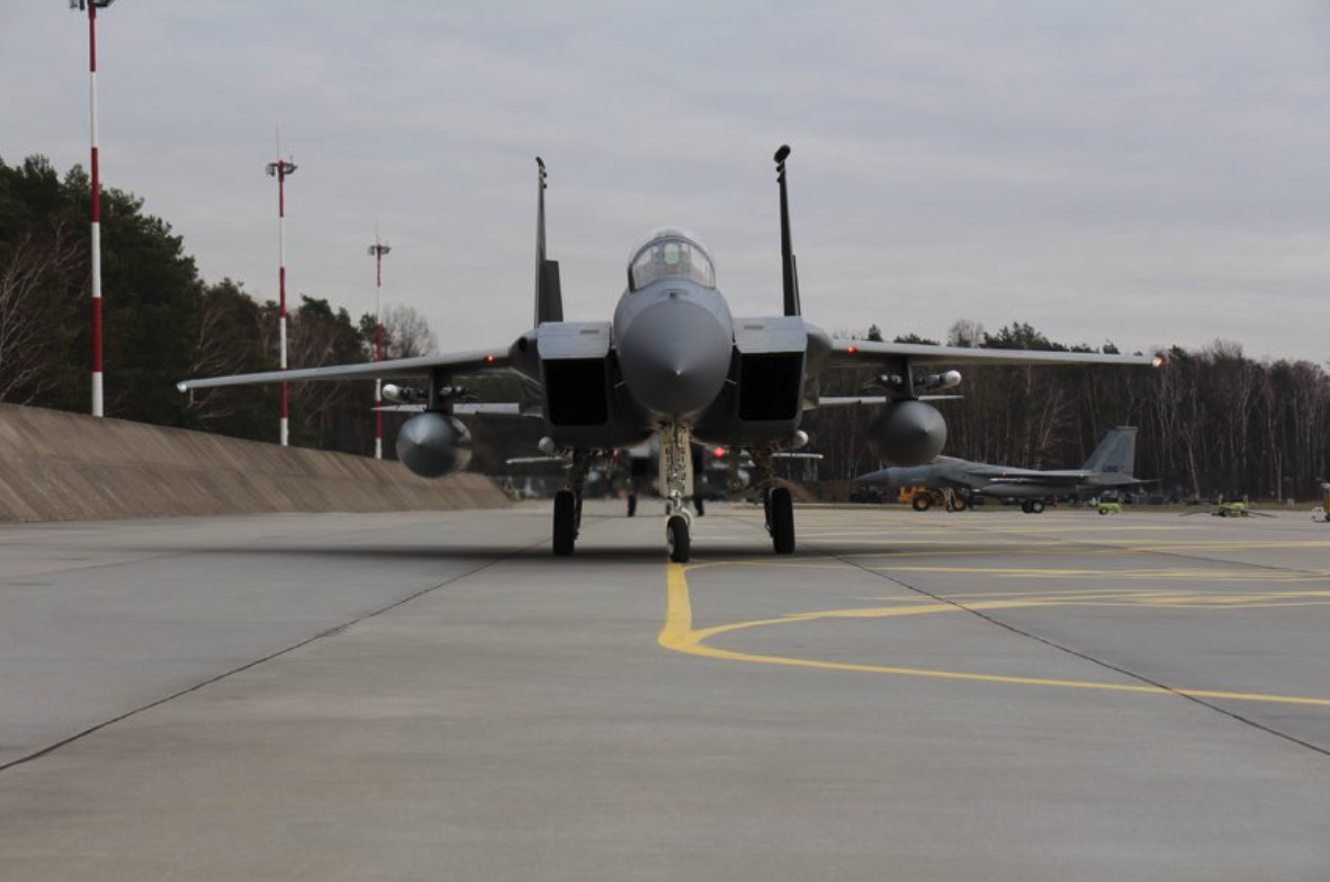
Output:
[753,444,795,555]
[1020,500,1046,514]
[765,486,795,554]
[552,449,591,556]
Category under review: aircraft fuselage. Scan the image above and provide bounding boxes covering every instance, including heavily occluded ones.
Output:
[613,277,735,423]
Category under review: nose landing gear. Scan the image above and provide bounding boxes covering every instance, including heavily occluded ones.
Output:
[666,511,692,563]
[662,423,696,562]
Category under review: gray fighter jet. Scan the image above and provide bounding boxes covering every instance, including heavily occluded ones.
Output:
[857,427,1146,514]
[178,147,1161,561]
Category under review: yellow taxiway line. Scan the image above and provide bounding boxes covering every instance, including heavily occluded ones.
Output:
[658,562,1330,708]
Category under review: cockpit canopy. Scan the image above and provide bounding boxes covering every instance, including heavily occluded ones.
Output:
[627,228,716,292]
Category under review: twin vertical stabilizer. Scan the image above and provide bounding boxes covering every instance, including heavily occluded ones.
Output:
[1083,427,1138,476]
[774,145,802,317]
[534,157,564,325]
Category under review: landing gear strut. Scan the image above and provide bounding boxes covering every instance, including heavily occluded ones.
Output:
[552,449,591,555]
[661,423,694,563]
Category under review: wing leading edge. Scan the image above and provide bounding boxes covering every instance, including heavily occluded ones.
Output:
[176,348,512,392]
[828,340,1163,369]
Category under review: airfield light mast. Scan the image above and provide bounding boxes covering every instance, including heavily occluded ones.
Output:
[265,137,297,447]
[368,235,392,460]
[71,0,117,417]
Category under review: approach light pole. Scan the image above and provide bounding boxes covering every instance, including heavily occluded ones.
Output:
[266,146,297,446]
[368,236,392,460]
[71,0,117,417]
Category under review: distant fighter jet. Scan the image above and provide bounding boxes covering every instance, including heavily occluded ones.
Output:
[179,147,1160,561]
[857,427,1147,514]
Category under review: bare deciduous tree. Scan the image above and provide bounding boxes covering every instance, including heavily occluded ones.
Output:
[183,280,263,427]
[0,225,78,403]
[381,304,438,359]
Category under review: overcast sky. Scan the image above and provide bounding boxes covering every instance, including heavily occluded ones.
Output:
[4,1,1330,362]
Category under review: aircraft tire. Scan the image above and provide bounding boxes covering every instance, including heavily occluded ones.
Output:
[627,494,637,518]
[1030,501,1046,514]
[1020,500,1033,514]
[911,495,932,512]
[667,515,691,563]
[771,487,796,554]
[553,490,577,556]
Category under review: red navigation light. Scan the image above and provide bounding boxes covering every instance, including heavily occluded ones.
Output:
[847,345,859,354]
[712,446,726,459]
[484,354,496,364]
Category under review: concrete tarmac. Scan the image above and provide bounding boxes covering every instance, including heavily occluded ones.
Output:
[2,503,1329,880]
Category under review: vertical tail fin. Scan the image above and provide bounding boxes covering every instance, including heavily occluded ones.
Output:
[774,145,802,317]
[1083,427,1138,476]
[534,157,563,325]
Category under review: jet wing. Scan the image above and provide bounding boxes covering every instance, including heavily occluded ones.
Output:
[813,394,963,407]
[965,467,1152,486]
[177,348,512,392]
[963,466,1092,483]
[374,403,535,417]
[828,340,1162,369]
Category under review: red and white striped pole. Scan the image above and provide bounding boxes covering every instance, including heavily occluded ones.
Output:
[266,147,297,446]
[76,0,116,417]
[368,236,391,460]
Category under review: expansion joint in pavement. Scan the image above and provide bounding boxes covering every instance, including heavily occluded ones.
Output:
[809,538,1330,761]
[0,537,549,776]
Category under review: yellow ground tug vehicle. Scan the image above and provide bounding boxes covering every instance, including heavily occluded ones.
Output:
[899,486,967,512]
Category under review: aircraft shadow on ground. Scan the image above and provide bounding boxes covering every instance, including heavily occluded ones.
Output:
[150,540,1015,563]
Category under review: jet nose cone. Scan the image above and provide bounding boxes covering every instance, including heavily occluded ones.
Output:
[618,300,732,419]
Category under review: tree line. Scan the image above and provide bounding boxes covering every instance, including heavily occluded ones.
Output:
[5,154,1328,499]
[0,154,435,456]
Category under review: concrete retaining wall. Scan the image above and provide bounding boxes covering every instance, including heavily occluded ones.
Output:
[0,404,510,522]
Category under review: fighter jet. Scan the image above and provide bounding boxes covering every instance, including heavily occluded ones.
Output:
[178,147,1161,561]
[857,427,1147,514]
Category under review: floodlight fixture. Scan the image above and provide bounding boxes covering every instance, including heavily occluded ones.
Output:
[266,160,297,178]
